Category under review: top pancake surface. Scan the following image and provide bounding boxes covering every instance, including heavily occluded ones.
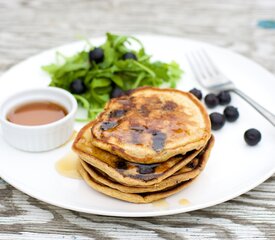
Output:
[91,87,211,163]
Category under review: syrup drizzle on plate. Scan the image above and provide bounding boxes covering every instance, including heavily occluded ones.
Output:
[55,152,81,179]
[179,198,190,205]
[152,199,169,208]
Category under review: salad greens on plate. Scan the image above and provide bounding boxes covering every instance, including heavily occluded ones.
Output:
[42,33,183,121]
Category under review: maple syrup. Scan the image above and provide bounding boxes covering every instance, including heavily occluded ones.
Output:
[7,101,67,126]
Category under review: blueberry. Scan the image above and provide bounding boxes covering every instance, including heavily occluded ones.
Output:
[70,79,86,94]
[89,47,104,63]
[138,164,156,174]
[189,88,202,100]
[116,160,127,170]
[217,91,231,105]
[244,128,261,146]
[210,112,225,130]
[205,93,219,108]
[122,52,137,60]
[110,86,127,98]
[224,106,239,122]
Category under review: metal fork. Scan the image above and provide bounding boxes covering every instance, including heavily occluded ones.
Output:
[186,49,275,127]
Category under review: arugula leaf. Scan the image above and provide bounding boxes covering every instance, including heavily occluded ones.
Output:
[42,33,183,121]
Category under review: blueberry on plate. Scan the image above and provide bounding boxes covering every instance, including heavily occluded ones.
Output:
[209,112,225,130]
[89,47,104,63]
[217,91,231,105]
[244,128,261,146]
[189,88,202,100]
[205,93,219,108]
[122,52,137,60]
[224,106,239,122]
[70,79,86,94]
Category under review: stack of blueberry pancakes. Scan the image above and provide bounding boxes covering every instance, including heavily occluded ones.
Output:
[73,87,214,203]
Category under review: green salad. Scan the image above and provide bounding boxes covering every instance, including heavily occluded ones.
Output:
[42,33,183,121]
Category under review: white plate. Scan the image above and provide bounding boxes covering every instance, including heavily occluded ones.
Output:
[0,36,275,217]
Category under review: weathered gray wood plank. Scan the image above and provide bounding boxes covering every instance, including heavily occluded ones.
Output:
[0,0,275,239]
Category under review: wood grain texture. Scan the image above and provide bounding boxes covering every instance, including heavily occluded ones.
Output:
[0,0,275,239]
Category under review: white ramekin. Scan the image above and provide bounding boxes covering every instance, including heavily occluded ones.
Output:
[0,87,77,152]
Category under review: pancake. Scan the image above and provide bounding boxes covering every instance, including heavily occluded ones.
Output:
[80,158,199,193]
[78,163,196,204]
[78,136,213,203]
[73,120,214,186]
[79,145,210,193]
[90,87,211,163]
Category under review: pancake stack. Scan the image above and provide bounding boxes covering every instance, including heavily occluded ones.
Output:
[73,87,214,203]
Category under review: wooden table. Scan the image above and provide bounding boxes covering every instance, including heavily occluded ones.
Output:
[1,0,275,239]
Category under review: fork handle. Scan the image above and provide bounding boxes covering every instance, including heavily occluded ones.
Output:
[231,88,275,127]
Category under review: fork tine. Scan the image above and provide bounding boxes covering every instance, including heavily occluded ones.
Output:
[196,50,216,77]
[186,53,204,82]
[186,49,233,90]
[187,49,221,82]
[189,51,210,79]
[186,51,212,84]
[199,49,219,75]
